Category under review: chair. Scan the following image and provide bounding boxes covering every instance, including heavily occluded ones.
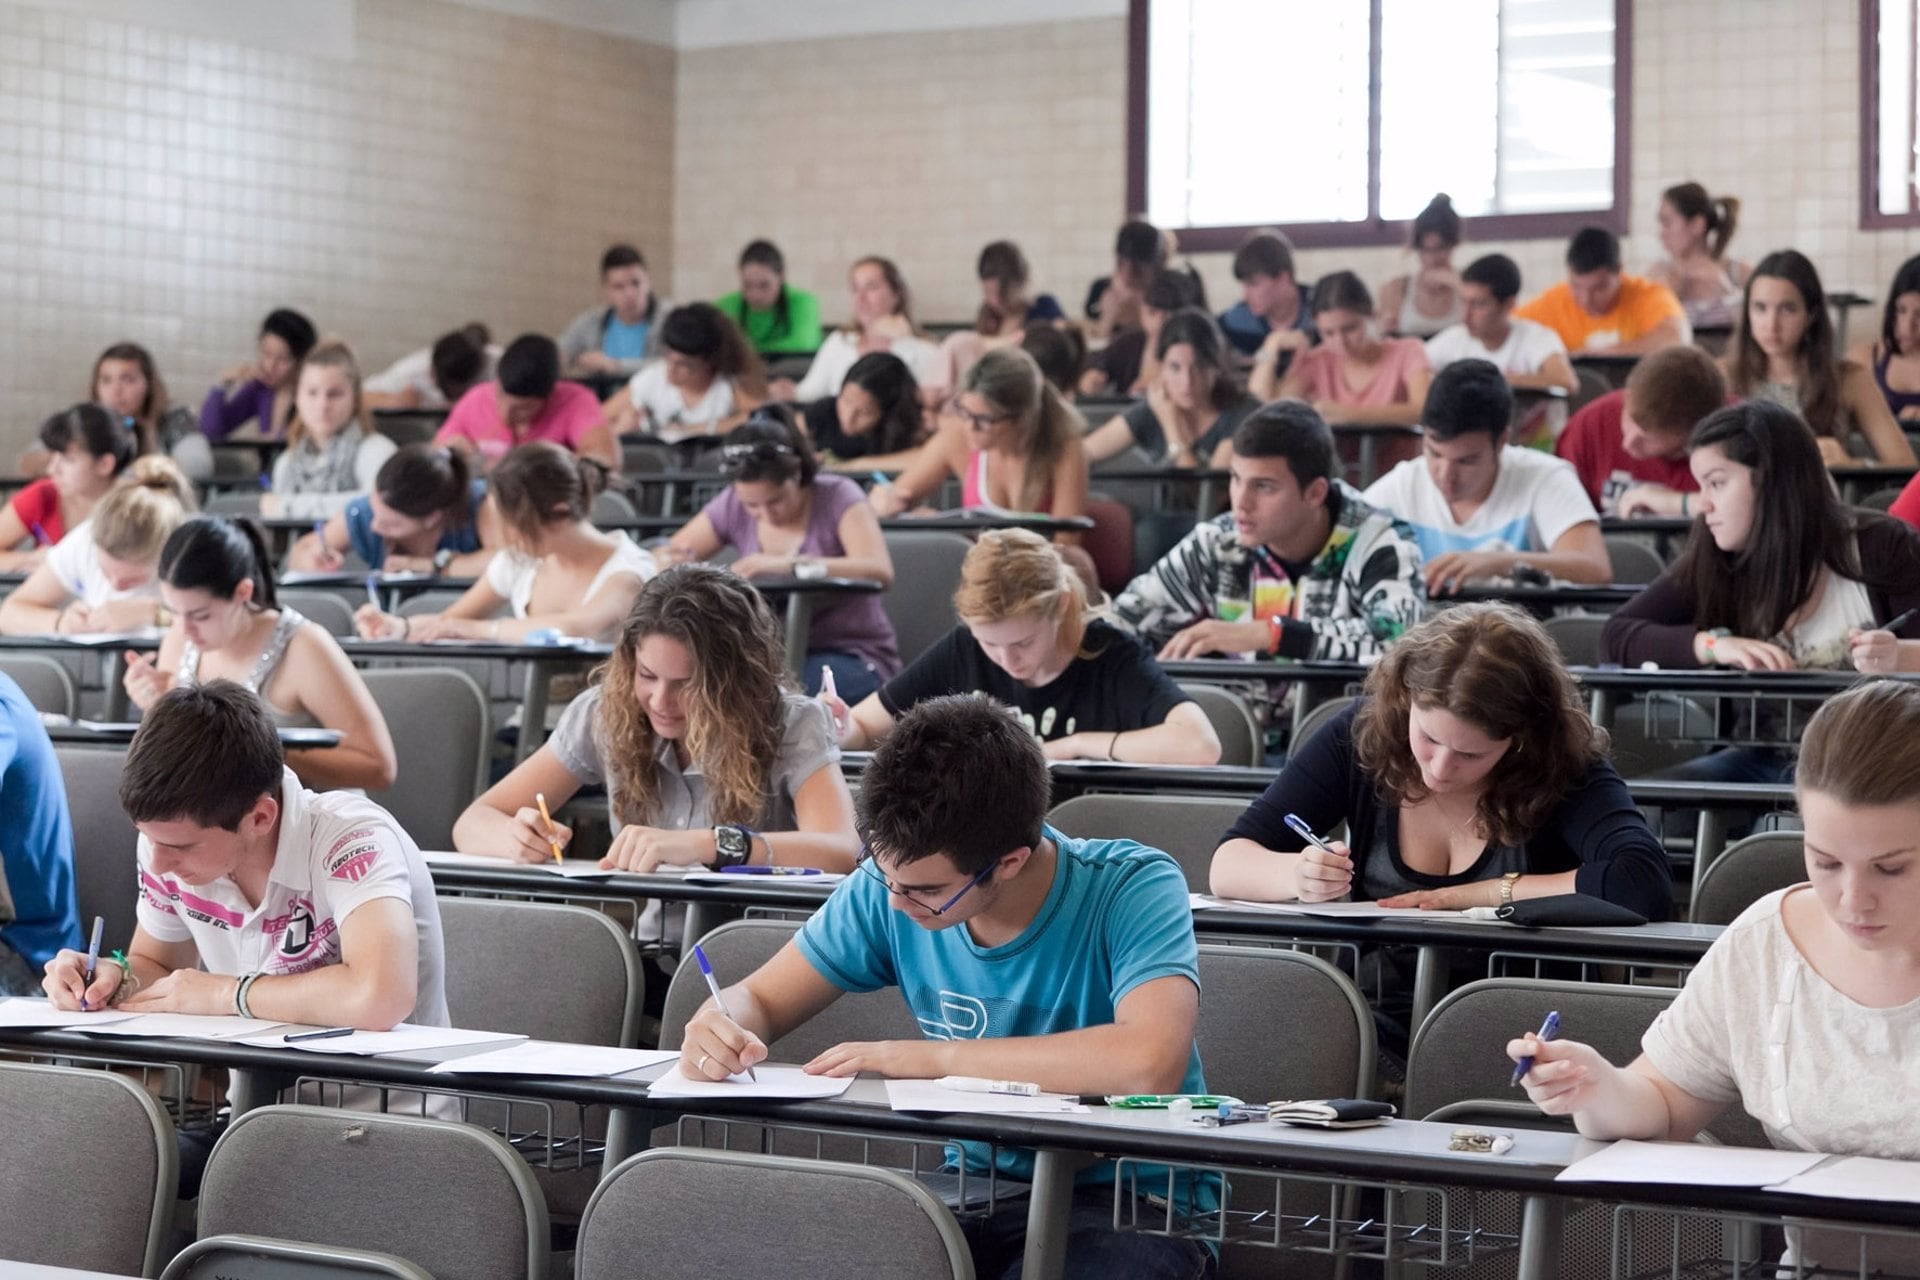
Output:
[358,667,490,850]
[1048,793,1248,894]
[1195,945,1373,1104]
[1288,693,1354,754]
[576,1149,973,1280]
[1857,485,1906,513]
[590,488,639,523]
[1544,614,1606,666]
[437,897,643,1046]
[1176,682,1261,767]
[1602,535,1665,587]
[55,745,142,956]
[163,1235,434,1280]
[1571,366,1612,414]
[1081,495,1135,594]
[197,1105,549,1280]
[208,447,263,490]
[619,438,675,478]
[0,654,76,717]
[398,589,478,617]
[0,1060,176,1276]
[205,491,264,516]
[881,530,971,666]
[1691,831,1804,925]
[281,588,357,638]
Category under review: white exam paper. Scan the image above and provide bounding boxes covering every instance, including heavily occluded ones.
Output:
[645,1063,854,1100]
[1556,1139,1827,1187]
[82,1013,289,1040]
[0,997,135,1029]
[427,1042,680,1077]
[1187,893,1465,919]
[1768,1156,1920,1203]
[885,1079,1089,1114]
[236,1023,526,1055]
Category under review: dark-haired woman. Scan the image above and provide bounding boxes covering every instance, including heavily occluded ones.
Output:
[663,416,899,700]
[1378,194,1464,338]
[1083,308,1258,468]
[289,444,495,575]
[1263,270,1432,425]
[1647,181,1749,330]
[86,342,211,479]
[716,240,824,356]
[121,515,397,790]
[942,240,1068,385]
[801,352,931,471]
[1847,253,1920,424]
[200,307,318,440]
[603,303,764,440]
[0,404,135,569]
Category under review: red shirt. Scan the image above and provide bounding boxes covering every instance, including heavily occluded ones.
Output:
[8,478,63,546]
[1554,391,1697,510]
[433,381,602,468]
[1891,470,1920,530]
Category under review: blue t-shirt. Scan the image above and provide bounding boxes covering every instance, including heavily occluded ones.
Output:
[601,315,652,362]
[0,674,80,969]
[344,479,487,570]
[796,827,1218,1216]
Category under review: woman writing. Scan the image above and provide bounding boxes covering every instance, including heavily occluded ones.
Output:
[290,444,495,576]
[1260,271,1433,427]
[0,404,136,570]
[1083,308,1259,468]
[800,353,930,471]
[602,303,763,441]
[1377,194,1465,338]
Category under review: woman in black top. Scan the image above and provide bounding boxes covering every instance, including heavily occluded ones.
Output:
[823,528,1221,764]
[802,352,929,471]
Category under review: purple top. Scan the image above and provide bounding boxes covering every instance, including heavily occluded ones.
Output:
[200,378,279,441]
[702,473,901,675]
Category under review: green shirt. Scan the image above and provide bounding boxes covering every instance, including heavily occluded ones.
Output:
[716,286,824,355]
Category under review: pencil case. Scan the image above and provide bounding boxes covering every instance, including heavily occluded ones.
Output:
[1269,1098,1396,1129]
[1491,894,1647,928]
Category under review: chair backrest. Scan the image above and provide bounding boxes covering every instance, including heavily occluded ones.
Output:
[1692,832,1805,925]
[1602,536,1665,586]
[1543,614,1607,666]
[618,438,675,477]
[1047,793,1247,894]
[0,1060,175,1276]
[398,589,478,617]
[54,745,142,955]
[163,1235,435,1280]
[1571,366,1611,413]
[198,1104,550,1280]
[0,654,75,717]
[281,589,357,639]
[661,919,921,1060]
[1288,694,1355,754]
[1857,485,1906,513]
[357,667,489,850]
[437,897,643,1046]
[1176,682,1261,767]
[590,488,639,522]
[577,1149,973,1280]
[204,489,263,516]
[1195,945,1373,1104]
[1080,496,1135,595]
[880,531,972,667]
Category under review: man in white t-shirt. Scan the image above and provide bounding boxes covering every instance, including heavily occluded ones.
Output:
[1364,359,1609,595]
[364,324,501,411]
[43,680,447,1028]
[1426,254,1578,444]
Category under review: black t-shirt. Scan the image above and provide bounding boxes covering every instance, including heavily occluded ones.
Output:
[1121,392,1261,464]
[877,618,1191,741]
[802,396,875,461]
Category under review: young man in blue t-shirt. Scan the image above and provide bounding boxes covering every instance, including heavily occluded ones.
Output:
[0,672,80,994]
[679,693,1217,1279]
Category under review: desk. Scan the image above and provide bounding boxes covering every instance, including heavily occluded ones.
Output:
[745,575,884,675]
[1832,464,1915,503]
[46,722,341,749]
[1600,514,1693,561]
[0,632,161,721]
[1570,353,1640,389]
[877,511,1095,536]
[280,571,478,611]
[1828,288,1872,350]
[1089,465,1227,514]
[1329,420,1421,487]
[1447,583,1644,614]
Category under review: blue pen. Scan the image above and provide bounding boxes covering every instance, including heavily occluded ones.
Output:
[1511,1009,1561,1086]
[78,915,104,1011]
[364,573,382,611]
[27,521,49,548]
[1283,813,1345,859]
[869,471,892,489]
[691,943,758,1082]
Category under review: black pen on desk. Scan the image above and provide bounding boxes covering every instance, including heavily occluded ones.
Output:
[284,1026,355,1043]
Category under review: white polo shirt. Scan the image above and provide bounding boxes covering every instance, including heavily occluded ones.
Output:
[135,769,449,1027]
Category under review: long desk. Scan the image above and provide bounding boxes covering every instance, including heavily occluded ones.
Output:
[46,722,340,749]
[746,575,884,674]
[279,570,478,611]
[1447,583,1644,613]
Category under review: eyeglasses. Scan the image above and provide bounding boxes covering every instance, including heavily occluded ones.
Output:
[854,844,995,916]
[945,399,1012,432]
[718,440,797,475]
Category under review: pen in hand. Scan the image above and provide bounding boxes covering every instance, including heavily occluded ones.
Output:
[534,792,565,865]
[1511,1009,1561,1087]
[79,915,104,1011]
[692,943,757,1083]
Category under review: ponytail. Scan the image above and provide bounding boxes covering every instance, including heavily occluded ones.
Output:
[92,456,197,563]
[376,444,473,528]
[158,515,278,612]
[1708,196,1741,262]
[963,348,1083,514]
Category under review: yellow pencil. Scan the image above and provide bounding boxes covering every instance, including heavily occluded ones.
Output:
[535,791,564,864]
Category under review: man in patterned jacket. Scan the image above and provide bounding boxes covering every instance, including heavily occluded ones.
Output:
[1111,400,1426,662]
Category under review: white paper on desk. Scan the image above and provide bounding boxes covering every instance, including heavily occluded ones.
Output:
[1768,1156,1920,1203]
[0,997,136,1028]
[237,1024,526,1056]
[1557,1140,1827,1186]
[681,871,848,884]
[1188,893,1465,919]
[427,1042,679,1077]
[646,1063,854,1099]
[81,1012,290,1040]
[885,1079,1089,1115]
[24,629,161,644]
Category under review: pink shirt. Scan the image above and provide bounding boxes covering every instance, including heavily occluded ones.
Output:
[1289,337,1430,408]
[434,381,602,465]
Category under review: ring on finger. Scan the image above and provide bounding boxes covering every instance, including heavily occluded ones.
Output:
[697,1053,710,1074]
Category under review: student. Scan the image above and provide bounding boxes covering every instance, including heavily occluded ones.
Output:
[603,303,761,441]
[663,416,900,701]
[200,307,318,441]
[1516,227,1689,355]
[826,529,1220,764]
[1078,266,1206,398]
[1849,254,1920,423]
[677,694,1220,1278]
[1365,360,1609,594]
[800,352,930,470]
[1262,271,1432,428]
[1378,194,1465,338]
[1110,401,1426,662]
[715,240,824,356]
[291,444,494,576]
[0,404,136,570]
[1218,228,1315,361]
[869,348,1089,544]
[1424,254,1577,393]
[1508,679,1920,1272]
[362,324,499,411]
[357,442,653,645]
[41,680,447,1031]
[1083,308,1259,468]
[0,672,79,995]
[1644,181,1749,330]
[792,257,948,405]
[1723,250,1916,467]
[452,564,860,871]
[942,240,1067,385]
[263,340,398,519]
[559,244,665,376]
[1556,345,1728,514]
[0,457,196,636]
[1084,218,1170,341]
[433,334,617,472]
[1021,323,1087,399]
[85,342,212,480]
[120,515,397,790]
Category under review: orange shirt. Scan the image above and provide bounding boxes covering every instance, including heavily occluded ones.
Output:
[1515,274,1685,353]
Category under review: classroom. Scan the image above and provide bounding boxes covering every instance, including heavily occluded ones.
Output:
[2,1,1920,1277]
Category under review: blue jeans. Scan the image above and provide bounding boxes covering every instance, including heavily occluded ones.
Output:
[804,650,884,704]
[960,1190,1216,1280]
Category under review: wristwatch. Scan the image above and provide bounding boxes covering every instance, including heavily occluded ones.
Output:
[792,556,828,581]
[1499,872,1521,906]
[713,824,754,868]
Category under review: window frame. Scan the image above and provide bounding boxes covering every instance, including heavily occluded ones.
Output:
[1124,0,1635,250]
[1860,0,1920,229]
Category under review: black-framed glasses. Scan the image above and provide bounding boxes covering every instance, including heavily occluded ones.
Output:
[718,440,797,475]
[855,844,994,916]
[945,399,1012,432]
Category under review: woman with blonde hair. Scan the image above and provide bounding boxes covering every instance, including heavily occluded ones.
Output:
[0,456,198,635]
[263,339,397,518]
[452,563,860,872]
[824,528,1220,764]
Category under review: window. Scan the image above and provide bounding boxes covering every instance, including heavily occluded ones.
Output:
[1863,0,1920,227]
[1127,0,1631,249]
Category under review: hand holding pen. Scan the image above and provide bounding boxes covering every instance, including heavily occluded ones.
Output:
[1282,813,1354,903]
[686,942,762,1083]
[1849,606,1917,674]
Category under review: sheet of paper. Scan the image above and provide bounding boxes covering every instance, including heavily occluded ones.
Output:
[885,1079,1090,1115]
[82,1012,290,1040]
[236,1023,527,1056]
[25,630,161,644]
[1768,1156,1920,1203]
[0,997,136,1029]
[427,1042,679,1077]
[1188,893,1466,919]
[1556,1139,1827,1186]
[645,1063,854,1100]
[681,871,847,885]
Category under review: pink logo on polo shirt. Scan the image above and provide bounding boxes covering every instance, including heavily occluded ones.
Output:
[324,827,382,884]
[138,868,244,931]
[264,895,340,973]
